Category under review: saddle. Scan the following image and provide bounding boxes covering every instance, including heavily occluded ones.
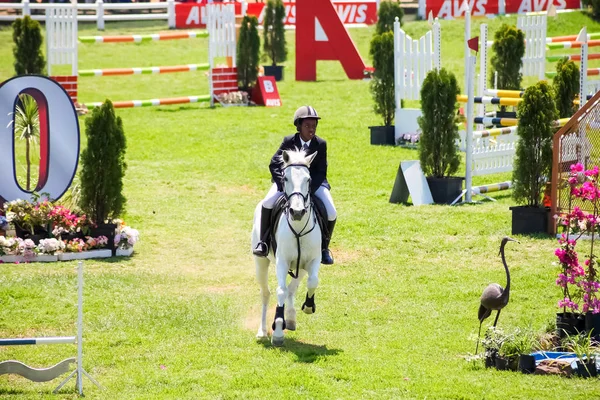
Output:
[269,193,329,256]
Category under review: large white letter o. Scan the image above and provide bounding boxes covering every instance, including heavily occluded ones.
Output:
[0,75,79,203]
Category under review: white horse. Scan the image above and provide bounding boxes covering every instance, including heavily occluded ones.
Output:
[252,149,322,346]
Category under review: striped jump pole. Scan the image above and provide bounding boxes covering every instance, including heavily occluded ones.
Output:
[546,68,600,78]
[546,32,600,43]
[451,181,512,205]
[546,53,600,62]
[483,89,524,98]
[457,95,522,107]
[546,39,600,50]
[78,31,209,43]
[472,126,517,139]
[83,95,212,109]
[0,262,101,396]
[474,117,518,127]
[78,64,210,77]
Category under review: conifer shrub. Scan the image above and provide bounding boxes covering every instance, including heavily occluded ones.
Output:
[262,0,287,66]
[512,81,558,207]
[552,57,580,118]
[418,68,461,178]
[375,0,404,34]
[12,15,45,76]
[369,31,395,126]
[78,100,127,224]
[490,24,525,90]
[237,15,260,91]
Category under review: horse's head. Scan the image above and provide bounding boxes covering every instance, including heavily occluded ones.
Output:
[282,149,318,221]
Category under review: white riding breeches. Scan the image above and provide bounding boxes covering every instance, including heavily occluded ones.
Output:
[262,183,337,221]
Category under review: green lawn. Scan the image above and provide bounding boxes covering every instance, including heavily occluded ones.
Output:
[1,11,600,400]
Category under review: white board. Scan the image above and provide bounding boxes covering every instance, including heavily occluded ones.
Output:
[389,160,433,205]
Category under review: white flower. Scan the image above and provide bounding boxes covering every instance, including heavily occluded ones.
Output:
[37,238,65,255]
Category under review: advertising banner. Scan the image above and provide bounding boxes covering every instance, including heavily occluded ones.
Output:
[504,0,581,13]
[175,1,243,29]
[247,1,377,25]
[425,0,581,18]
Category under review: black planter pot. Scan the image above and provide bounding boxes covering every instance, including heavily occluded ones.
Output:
[485,353,496,368]
[576,360,598,378]
[518,354,536,374]
[509,206,550,235]
[59,232,86,243]
[426,177,464,205]
[557,312,586,338]
[369,125,395,146]
[89,223,117,256]
[263,65,284,81]
[14,223,49,244]
[494,356,511,370]
[585,313,600,340]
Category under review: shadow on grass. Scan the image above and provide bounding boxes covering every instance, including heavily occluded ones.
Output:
[257,337,342,363]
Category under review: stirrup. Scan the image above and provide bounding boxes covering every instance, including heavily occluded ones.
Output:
[321,249,334,265]
[253,242,268,257]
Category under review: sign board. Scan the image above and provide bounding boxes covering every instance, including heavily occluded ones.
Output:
[389,160,433,206]
[0,75,79,203]
[425,0,580,19]
[245,1,377,25]
[175,1,243,29]
[296,0,366,81]
[252,76,282,107]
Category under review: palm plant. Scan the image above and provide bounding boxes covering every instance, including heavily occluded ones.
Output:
[8,94,39,191]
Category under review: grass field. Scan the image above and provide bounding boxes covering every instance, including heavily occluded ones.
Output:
[1,10,600,400]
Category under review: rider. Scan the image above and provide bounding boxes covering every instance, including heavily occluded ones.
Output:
[253,105,337,264]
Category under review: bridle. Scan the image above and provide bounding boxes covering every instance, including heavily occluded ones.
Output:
[283,163,318,278]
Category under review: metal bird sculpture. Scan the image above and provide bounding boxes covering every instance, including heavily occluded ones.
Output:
[475,236,519,354]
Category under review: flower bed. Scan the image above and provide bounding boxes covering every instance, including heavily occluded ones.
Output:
[0,199,139,263]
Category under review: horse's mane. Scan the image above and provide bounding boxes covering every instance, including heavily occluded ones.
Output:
[281,148,310,168]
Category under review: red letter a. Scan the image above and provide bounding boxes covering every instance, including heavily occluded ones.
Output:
[296,0,366,81]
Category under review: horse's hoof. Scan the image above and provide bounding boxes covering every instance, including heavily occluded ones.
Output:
[286,320,296,331]
[271,335,284,347]
[302,303,315,315]
[256,329,268,339]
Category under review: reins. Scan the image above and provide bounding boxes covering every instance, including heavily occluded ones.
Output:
[283,163,317,279]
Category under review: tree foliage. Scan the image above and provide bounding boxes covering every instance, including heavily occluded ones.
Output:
[237,15,260,91]
[512,81,558,207]
[263,0,287,66]
[553,57,580,118]
[79,100,127,224]
[583,0,600,20]
[369,31,395,126]
[375,0,404,34]
[490,24,524,90]
[12,15,45,76]
[418,68,461,178]
[11,94,39,191]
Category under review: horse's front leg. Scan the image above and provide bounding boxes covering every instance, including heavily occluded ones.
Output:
[272,258,289,346]
[255,257,270,339]
[302,259,321,315]
[285,269,307,331]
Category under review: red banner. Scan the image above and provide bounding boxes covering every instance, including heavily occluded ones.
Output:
[246,1,377,25]
[504,0,581,13]
[252,76,282,107]
[426,0,499,19]
[426,0,580,18]
[175,1,243,29]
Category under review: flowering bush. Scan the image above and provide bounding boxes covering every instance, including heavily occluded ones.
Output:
[0,215,8,231]
[49,205,88,236]
[555,163,600,315]
[85,236,108,250]
[18,238,37,258]
[0,236,19,256]
[217,91,249,105]
[115,225,139,249]
[37,238,65,255]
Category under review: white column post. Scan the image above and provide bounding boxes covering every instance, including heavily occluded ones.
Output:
[97,0,104,31]
[464,1,470,95]
[23,0,30,17]
[579,27,588,110]
[394,17,402,141]
[76,261,84,396]
[465,55,476,203]
[418,0,426,20]
[168,0,175,29]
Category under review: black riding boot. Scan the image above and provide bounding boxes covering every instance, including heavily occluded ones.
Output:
[253,206,272,257]
[321,219,336,265]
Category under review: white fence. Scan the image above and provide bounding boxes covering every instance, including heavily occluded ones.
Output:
[0,0,178,30]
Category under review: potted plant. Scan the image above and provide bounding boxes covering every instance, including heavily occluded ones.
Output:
[564,331,598,378]
[78,100,127,255]
[368,30,395,145]
[511,328,539,374]
[417,68,462,204]
[262,0,286,81]
[375,0,404,34]
[12,15,45,76]
[510,80,558,234]
[555,163,600,340]
[237,15,260,93]
[490,24,524,118]
[8,94,40,191]
[481,327,507,368]
[552,57,580,118]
